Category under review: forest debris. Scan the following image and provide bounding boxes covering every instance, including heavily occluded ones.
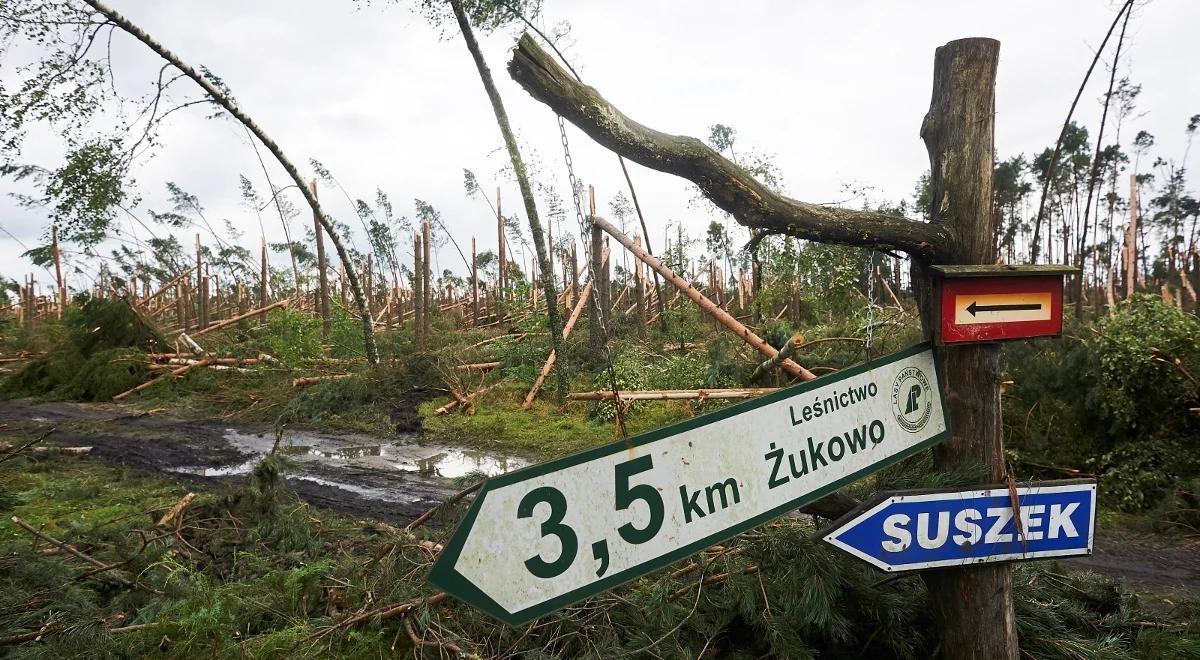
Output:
[749,333,805,382]
[9,516,162,595]
[454,361,501,372]
[593,216,816,380]
[522,267,599,408]
[191,299,290,338]
[157,492,196,528]
[178,332,206,355]
[436,381,504,415]
[291,374,352,388]
[568,388,780,401]
[113,358,213,400]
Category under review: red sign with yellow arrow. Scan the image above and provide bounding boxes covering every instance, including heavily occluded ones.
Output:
[934,267,1073,344]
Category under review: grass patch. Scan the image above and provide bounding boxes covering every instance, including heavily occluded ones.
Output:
[1,449,1197,658]
[420,381,703,459]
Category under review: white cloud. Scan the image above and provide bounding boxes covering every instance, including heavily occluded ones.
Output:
[2,0,1196,291]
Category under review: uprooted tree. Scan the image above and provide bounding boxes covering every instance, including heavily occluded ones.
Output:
[509,34,1016,659]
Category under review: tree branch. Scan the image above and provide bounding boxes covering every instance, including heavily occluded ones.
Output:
[508,34,950,259]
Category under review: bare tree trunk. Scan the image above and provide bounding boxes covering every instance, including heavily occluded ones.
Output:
[497,187,506,318]
[917,38,1017,660]
[259,237,269,323]
[588,223,606,352]
[414,230,424,347]
[83,0,379,364]
[423,220,432,339]
[594,216,814,380]
[1125,173,1139,299]
[451,0,565,396]
[51,224,64,318]
[1030,1,1133,263]
[311,179,331,342]
[471,237,479,326]
[1075,3,1131,319]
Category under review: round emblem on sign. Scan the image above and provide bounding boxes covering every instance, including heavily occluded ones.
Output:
[891,366,932,433]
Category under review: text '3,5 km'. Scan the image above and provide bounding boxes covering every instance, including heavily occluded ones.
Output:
[429,343,950,625]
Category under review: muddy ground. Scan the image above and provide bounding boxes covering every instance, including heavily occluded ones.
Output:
[0,397,1197,600]
[0,397,527,524]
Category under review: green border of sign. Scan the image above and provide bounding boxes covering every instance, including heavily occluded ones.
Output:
[428,342,951,625]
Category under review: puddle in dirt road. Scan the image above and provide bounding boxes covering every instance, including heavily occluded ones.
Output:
[169,428,530,482]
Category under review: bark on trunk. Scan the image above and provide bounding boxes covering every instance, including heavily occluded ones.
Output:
[594,216,814,380]
[508,35,949,259]
[918,37,1018,660]
[82,0,379,364]
[450,0,566,396]
[311,179,331,342]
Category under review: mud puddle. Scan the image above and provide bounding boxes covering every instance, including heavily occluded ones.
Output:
[0,397,527,523]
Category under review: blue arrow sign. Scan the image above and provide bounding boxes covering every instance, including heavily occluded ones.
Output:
[822,480,1096,572]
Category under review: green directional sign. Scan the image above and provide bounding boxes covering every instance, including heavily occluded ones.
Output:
[429,343,951,625]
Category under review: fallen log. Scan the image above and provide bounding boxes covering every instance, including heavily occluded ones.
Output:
[749,332,804,382]
[292,374,352,388]
[157,492,196,528]
[522,249,608,408]
[113,358,213,401]
[568,388,779,401]
[436,381,506,415]
[454,361,501,372]
[592,216,815,380]
[191,299,289,337]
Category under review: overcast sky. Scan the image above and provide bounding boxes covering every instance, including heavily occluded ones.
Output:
[2,0,1197,292]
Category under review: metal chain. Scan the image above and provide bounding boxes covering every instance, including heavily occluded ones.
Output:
[865,249,876,363]
[558,115,627,436]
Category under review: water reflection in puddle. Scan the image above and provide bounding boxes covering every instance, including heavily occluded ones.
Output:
[169,430,529,483]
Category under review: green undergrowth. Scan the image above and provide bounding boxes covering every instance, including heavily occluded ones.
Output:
[2,296,166,401]
[0,447,1197,658]
[420,381,697,458]
[1005,296,1200,528]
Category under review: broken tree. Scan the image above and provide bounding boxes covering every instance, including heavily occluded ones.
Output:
[510,34,1016,660]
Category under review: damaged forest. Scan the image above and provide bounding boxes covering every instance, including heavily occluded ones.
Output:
[0,1,1199,658]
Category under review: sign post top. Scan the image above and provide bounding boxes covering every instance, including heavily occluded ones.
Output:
[930,264,1080,279]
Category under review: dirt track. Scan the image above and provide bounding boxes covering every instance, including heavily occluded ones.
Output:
[0,397,526,524]
[0,397,1197,598]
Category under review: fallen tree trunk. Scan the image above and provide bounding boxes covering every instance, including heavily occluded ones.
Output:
[113,359,213,401]
[568,388,779,401]
[592,216,815,381]
[454,362,501,372]
[522,278,594,408]
[191,299,289,338]
[292,374,352,388]
[749,332,804,382]
[436,381,506,415]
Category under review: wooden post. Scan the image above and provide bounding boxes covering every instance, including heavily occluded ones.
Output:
[593,216,813,380]
[917,38,1017,660]
[51,224,64,319]
[311,179,331,342]
[471,237,479,326]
